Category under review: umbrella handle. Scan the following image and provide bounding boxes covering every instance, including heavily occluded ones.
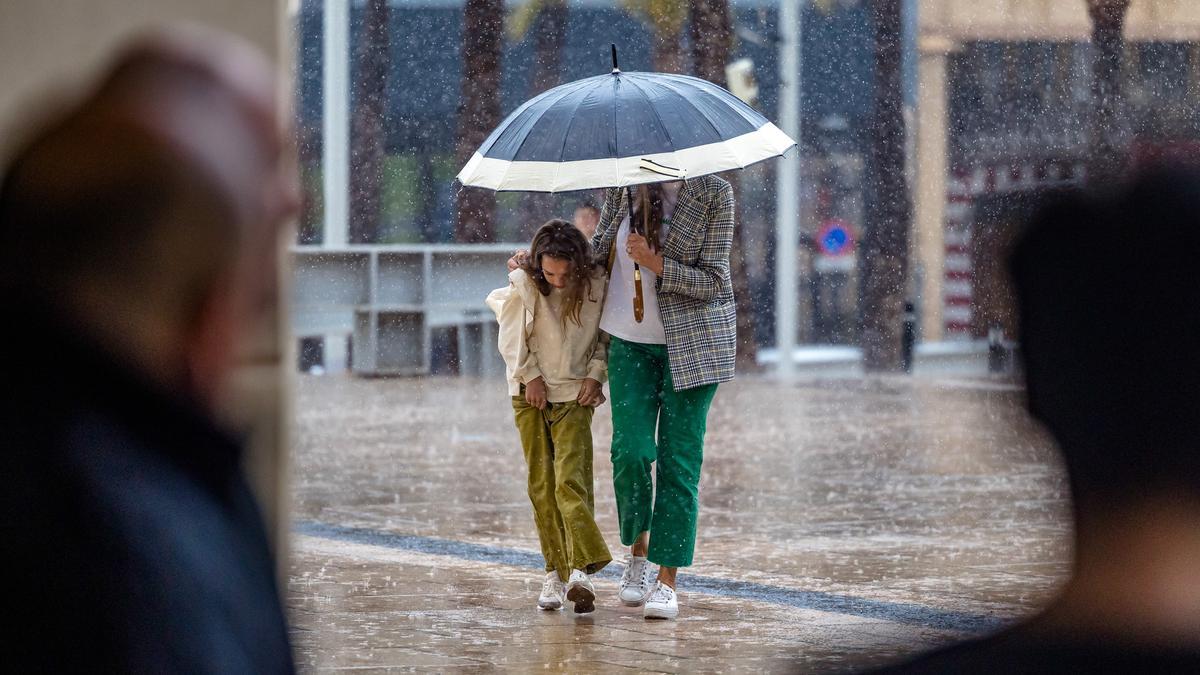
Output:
[626,186,645,323]
[633,267,644,322]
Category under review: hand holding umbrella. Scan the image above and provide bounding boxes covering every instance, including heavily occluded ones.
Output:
[625,231,661,276]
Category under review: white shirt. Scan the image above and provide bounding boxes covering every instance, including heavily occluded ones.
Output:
[599,186,679,345]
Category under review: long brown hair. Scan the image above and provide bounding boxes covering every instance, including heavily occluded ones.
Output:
[631,183,665,251]
[520,219,601,326]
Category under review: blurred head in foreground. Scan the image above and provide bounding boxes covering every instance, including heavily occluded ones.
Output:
[0,24,297,672]
[1013,165,1200,522]
[0,23,299,408]
[879,166,1200,673]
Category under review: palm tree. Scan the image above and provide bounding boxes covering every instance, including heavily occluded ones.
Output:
[455,0,505,242]
[1087,0,1132,185]
[509,0,568,95]
[510,0,569,238]
[349,0,391,244]
[859,0,910,371]
[688,0,731,84]
[621,0,689,73]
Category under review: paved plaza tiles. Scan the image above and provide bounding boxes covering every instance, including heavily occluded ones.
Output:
[287,373,1071,673]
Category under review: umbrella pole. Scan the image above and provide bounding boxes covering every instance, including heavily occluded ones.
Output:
[628,185,645,323]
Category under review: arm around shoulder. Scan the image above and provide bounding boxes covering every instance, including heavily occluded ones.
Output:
[586,331,609,384]
[591,188,625,255]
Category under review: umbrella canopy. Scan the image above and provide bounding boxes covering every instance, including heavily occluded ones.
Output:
[457,67,795,193]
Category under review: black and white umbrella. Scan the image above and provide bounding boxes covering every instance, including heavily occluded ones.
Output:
[457,47,795,193]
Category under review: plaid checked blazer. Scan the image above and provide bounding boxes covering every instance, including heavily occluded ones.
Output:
[591,174,737,391]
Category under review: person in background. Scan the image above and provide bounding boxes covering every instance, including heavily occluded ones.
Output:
[487,220,612,613]
[881,165,1200,672]
[0,25,298,672]
[573,196,601,240]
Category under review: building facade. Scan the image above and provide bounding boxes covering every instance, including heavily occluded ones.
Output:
[915,0,1200,340]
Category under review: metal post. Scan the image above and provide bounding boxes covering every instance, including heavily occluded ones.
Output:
[775,0,802,376]
[322,0,351,372]
[323,0,350,248]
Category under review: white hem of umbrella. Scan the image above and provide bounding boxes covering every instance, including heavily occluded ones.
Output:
[456,122,796,193]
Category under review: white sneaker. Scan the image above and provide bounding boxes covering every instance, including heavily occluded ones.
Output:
[537,572,564,610]
[643,581,678,620]
[618,554,656,606]
[565,569,596,614]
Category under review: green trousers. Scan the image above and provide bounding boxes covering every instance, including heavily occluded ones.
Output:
[608,336,718,568]
[513,396,612,581]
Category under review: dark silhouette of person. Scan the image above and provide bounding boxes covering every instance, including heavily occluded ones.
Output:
[0,26,298,673]
[880,164,1200,672]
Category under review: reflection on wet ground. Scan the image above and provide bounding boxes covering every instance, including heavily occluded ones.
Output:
[288,374,1071,673]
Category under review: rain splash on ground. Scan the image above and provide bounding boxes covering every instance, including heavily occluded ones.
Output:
[287,373,1071,673]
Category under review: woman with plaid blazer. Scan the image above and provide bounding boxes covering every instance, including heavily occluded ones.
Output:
[590,174,736,620]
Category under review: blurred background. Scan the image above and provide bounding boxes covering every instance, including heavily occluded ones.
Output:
[289,0,1200,381]
[5,1,1199,671]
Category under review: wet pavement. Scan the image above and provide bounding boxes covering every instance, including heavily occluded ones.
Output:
[288,373,1072,673]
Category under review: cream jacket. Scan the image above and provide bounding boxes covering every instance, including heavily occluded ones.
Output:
[486,268,608,402]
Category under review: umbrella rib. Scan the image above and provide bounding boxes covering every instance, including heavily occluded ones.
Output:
[652,78,732,142]
[498,78,595,190]
[653,78,754,168]
[624,76,678,159]
[662,73,765,125]
[507,78,594,160]
[475,77,586,158]
[552,84,597,191]
[611,74,621,187]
